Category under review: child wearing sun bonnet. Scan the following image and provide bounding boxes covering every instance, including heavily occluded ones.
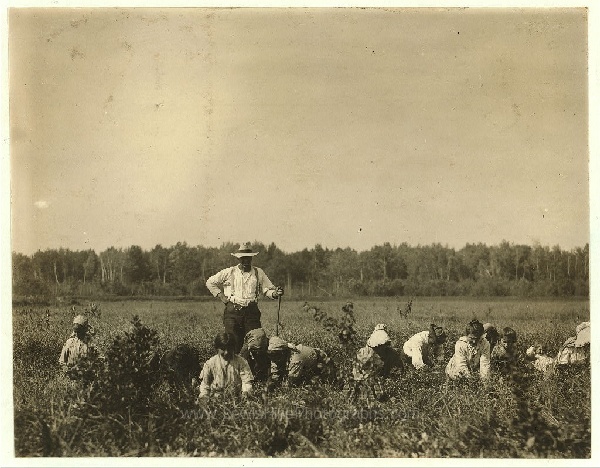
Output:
[555,321,590,367]
[349,324,403,401]
[353,324,403,380]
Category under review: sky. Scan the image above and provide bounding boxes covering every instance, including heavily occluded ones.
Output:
[5,5,593,258]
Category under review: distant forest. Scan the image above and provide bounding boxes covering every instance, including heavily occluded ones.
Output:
[12,241,589,301]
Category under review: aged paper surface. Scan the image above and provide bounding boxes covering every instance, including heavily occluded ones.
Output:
[1,0,597,466]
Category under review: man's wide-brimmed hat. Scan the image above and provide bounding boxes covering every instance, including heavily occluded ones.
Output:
[231,242,259,258]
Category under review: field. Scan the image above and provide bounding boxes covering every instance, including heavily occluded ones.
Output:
[12,297,590,458]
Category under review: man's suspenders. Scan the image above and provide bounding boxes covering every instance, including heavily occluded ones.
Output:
[229,266,260,302]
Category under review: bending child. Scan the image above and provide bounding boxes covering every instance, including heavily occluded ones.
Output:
[350,324,403,401]
[240,328,270,382]
[402,323,447,370]
[267,336,336,390]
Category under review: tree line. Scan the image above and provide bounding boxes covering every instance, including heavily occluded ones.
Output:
[12,240,589,301]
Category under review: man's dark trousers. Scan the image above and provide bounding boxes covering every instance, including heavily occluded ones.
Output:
[223,301,262,353]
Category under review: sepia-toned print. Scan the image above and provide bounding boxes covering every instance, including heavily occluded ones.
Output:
[5,4,592,462]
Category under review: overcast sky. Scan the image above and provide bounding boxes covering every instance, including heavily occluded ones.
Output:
[7,6,591,255]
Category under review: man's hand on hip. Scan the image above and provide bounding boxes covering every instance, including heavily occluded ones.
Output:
[217,292,229,304]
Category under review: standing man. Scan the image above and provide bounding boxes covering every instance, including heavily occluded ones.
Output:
[206,242,284,353]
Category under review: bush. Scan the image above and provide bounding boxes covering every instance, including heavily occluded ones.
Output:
[89,315,162,415]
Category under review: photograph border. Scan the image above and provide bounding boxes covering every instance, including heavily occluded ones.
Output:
[1,0,597,466]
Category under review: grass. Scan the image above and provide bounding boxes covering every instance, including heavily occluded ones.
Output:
[12,297,590,457]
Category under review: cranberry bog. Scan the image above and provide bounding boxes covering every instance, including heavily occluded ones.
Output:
[12,297,590,457]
